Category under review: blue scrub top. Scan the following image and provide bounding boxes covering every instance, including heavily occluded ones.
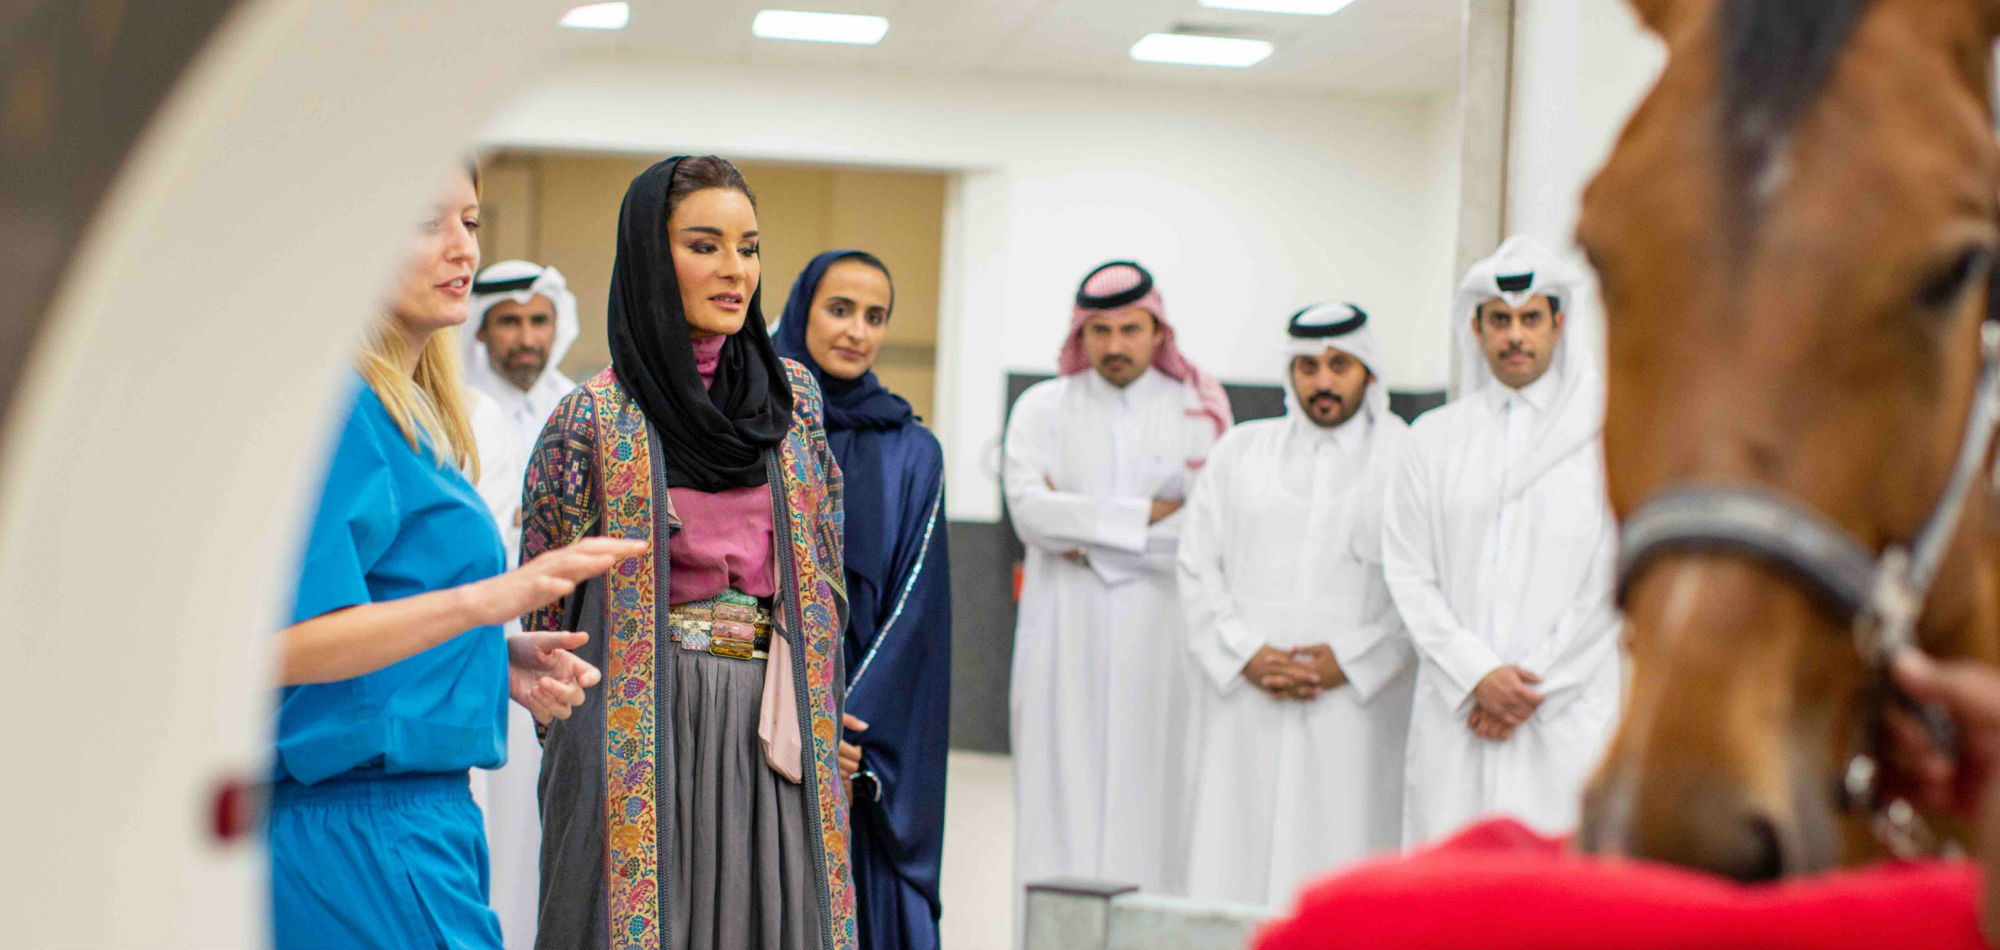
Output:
[275,373,509,785]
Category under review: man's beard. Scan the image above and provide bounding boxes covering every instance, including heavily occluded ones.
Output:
[1095,354,1138,383]
[1492,343,1536,376]
[496,347,547,390]
[1300,389,1362,428]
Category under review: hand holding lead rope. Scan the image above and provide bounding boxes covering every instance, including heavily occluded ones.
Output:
[1875,651,1997,861]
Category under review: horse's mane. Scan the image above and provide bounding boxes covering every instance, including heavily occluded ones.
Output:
[1718,0,1876,201]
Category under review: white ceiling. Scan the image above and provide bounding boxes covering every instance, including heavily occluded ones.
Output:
[551,0,1463,95]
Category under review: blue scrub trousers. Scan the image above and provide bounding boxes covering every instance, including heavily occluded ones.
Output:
[270,771,504,950]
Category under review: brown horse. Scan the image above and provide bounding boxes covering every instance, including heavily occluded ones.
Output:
[1576,0,2000,880]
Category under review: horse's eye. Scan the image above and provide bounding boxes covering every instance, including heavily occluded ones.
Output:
[1916,246,1991,312]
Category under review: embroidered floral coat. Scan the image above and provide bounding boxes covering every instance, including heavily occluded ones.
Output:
[521,362,855,950]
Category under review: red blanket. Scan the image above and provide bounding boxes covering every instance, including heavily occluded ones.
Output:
[1255,818,1984,949]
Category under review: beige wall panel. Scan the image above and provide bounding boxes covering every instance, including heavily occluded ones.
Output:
[530,152,651,379]
[827,170,945,349]
[480,154,538,266]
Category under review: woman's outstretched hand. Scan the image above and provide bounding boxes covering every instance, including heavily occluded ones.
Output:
[467,537,648,627]
[509,631,602,724]
[278,538,645,688]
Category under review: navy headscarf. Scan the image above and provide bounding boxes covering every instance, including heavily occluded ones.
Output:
[773,248,916,597]
[773,250,915,432]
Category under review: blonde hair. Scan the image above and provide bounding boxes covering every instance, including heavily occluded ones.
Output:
[357,320,480,481]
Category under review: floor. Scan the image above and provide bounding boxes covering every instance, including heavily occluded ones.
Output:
[938,750,1015,949]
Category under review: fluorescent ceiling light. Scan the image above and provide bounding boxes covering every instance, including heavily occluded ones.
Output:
[1198,0,1357,15]
[560,2,628,29]
[752,9,890,45]
[1129,33,1273,68]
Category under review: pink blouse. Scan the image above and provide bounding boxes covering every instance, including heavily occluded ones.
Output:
[665,335,777,604]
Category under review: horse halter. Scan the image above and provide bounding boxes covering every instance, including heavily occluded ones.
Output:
[1615,303,2000,859]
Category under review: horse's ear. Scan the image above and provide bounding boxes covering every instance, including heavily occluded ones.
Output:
[1626,0,1695,37]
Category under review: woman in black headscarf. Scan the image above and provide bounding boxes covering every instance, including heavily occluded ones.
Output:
[774,251,951,950]
[521,156,856,950]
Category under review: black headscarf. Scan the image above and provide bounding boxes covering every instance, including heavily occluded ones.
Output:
[607,156,794,491]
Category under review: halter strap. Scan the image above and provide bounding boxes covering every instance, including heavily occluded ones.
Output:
[1616,486,1877,619]
[1907,320,2000,596]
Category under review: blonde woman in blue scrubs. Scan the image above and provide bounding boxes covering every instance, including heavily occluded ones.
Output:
[268,162,645,950]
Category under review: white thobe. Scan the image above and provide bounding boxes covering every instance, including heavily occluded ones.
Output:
[1005,367,1219,896]
[1382,369,1622,847]
[471,367,575,558]
[1177,409,1415,906]
[466,368,571,950]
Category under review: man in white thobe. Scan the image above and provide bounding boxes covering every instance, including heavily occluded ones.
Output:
[461,259,579,948]
[1179,303,1414,906]
[464,259,580,540]
[1005,260,1232,897]
[1383,235,1623,847]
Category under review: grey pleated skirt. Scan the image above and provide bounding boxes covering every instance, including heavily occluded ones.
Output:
[668,648,822,950]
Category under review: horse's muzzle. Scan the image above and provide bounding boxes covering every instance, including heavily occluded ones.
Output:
[1579,765,1802,883]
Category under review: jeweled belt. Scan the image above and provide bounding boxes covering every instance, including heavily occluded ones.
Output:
[666,591,773,660]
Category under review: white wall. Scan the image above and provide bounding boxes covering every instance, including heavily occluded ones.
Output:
[1508,0,1664,246]
[480,59,1463,520]
[1499,0,1663,379]
[1419,85,1466,344]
